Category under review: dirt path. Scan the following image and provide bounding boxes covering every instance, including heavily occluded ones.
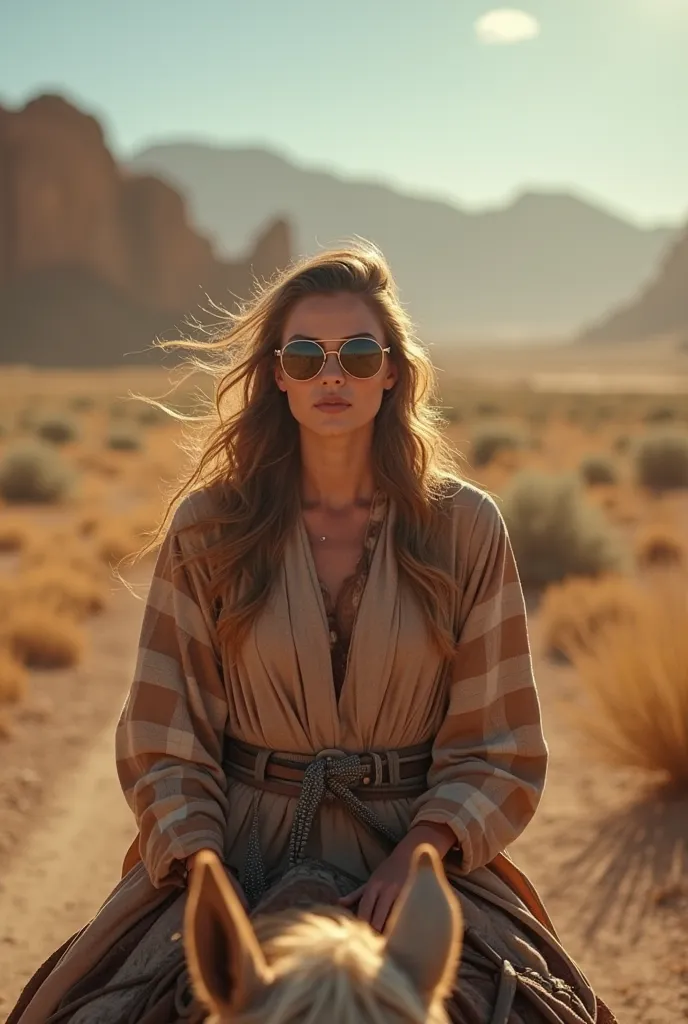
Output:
[1,596,686,1022]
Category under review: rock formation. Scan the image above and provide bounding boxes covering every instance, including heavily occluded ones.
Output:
[581,219,688,342]
[0,94,291,365]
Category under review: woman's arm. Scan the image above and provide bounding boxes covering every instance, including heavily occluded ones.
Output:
[408,492,548,875]
[116,498,230,888]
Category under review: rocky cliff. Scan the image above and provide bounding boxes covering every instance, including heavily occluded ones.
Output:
[582,219,688,342]
[0,95,290,365]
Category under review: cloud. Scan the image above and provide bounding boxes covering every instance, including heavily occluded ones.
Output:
[474,8,541,45]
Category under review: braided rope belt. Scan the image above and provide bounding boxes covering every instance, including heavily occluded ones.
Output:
[242,750,406,907]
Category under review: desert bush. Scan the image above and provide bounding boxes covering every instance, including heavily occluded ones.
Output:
[0,440,74,504]
[68,394,95,412]
[612,434,630,455]
[634,524,687,570]
[500,470,627,589]
[572,577,688,788]
[579,454,618,487]
[540,576,643,661]
[470,422,526,468]
[2,605,85,669]
[18,565,106,619]
[95,525,140,565]
[0,514,32,553]
[35,412,79,446]
[475,400,502,418]
[633,429,688,491]
[106,426,143,452]
[644,405,677,425]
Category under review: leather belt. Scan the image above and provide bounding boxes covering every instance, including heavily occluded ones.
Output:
[223,737,433,801]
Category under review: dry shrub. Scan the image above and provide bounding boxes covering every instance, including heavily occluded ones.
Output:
[20,536,104,581]
[633,429,688,492]
[579,454,618,487]
[0,513,32,553]
[572,576,688,788]
[2,605,86,669]
[35,412,79,446]
[0,646,28,704]
[644,405,677,425]
[106,426,142,452]
[540,576,644,661]
[501,471,627,589]
[95,525,140,565]
[0,440,75,503]
[471,421,526,468]
[17,565,106,619]
[634,524,687,570]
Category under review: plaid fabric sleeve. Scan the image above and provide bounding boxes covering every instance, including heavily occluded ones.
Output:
[409,492,548,874]
[115,502,229,888]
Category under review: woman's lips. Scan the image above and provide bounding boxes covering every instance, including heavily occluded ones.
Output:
[314,400,351,413]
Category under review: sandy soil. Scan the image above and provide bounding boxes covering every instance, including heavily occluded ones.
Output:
[0,580,686,1022]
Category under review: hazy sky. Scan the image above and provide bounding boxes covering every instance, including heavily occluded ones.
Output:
[1,0,687,225]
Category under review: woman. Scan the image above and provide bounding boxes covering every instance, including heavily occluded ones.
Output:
[9,244,615,1024]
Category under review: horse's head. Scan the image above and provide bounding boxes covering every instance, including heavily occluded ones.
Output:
[184,845,463,1024]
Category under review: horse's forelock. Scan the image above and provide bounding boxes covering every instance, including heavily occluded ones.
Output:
[234,905,448,1024]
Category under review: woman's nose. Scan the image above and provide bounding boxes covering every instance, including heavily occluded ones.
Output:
[320,351,344,382]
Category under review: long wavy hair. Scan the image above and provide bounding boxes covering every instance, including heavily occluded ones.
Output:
[134,241,462,659]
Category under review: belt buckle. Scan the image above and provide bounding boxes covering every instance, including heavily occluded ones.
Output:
[315,748,347,762]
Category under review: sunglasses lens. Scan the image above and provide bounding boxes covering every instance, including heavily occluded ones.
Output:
[281,340,324,381]
[339,337,384,378]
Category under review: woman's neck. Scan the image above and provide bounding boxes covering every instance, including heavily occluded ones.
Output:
[299,429,376,512]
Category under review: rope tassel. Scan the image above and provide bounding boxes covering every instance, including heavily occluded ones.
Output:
[243,753,402,908]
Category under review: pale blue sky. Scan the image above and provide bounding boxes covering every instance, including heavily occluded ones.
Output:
[1,0,687,225]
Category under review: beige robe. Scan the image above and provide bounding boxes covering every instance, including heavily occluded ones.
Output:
[13,481,603,1023]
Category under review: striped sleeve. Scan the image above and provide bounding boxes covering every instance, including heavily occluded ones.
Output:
[409,493,548,874]
[115,501,229,888]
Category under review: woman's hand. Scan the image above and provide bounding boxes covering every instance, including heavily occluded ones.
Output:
[339,822,456,933]
[185,850,250,912]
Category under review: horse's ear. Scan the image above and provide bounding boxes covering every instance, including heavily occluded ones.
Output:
[184,850,272,1016]
[383,844,463,1005]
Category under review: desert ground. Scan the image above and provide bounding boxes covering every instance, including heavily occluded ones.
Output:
[1,341,687,1023]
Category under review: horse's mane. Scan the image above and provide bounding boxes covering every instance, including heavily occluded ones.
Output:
[235,906,448,1024]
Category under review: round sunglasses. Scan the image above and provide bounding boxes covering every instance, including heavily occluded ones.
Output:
[274,337,391,382]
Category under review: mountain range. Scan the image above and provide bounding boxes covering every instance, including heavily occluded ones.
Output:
[130,144,675,341]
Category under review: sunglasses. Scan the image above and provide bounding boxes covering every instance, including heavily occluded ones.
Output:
[274,337,391,382]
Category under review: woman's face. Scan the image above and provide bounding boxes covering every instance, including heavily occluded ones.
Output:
[274,293,398,437]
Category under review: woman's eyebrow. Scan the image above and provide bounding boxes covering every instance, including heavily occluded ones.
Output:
[285,332,376,343]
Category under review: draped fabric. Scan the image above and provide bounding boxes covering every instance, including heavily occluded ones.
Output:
[11,479,568,1024]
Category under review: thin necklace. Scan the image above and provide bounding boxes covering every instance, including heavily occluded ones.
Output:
[304,493,375,545]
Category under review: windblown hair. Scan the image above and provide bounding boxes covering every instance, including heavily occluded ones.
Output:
[134,241,462,658]
[226,906,451,1024]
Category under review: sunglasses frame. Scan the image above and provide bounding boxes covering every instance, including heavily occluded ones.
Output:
[274,336,391,382]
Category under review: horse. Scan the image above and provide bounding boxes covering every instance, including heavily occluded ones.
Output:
[184,844,464,1024]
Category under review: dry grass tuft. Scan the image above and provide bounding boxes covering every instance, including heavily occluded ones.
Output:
[572,576,688,788]
[17,565,107,619]
[540,576,644,661]
[634,524,687,570]
[2,605,86,669]
[0,513,33,553]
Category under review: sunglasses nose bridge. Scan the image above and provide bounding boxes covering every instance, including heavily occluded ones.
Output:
[320,348,344,376]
